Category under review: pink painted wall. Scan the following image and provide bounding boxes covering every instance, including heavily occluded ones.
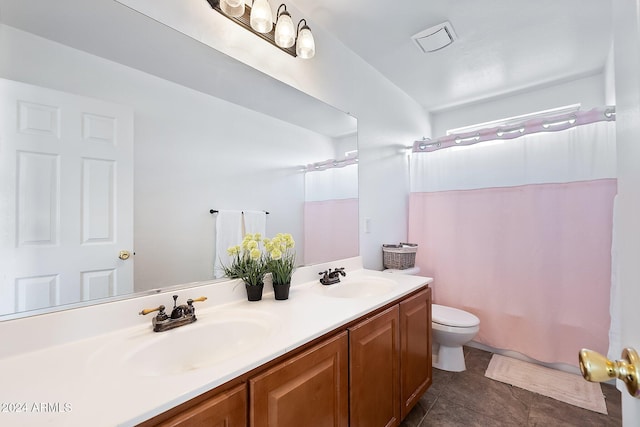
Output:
[408,179,617,365]
[303,198,359,265]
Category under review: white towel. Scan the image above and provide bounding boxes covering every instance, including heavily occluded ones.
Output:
[214,210,243,279]
[242,210,267,237]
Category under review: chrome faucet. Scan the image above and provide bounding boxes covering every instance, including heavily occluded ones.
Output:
[319,267,346,285]
[139,295,207,332]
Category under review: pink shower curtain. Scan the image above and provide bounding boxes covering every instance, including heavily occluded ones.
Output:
[409,180,616,365]
[408,120,617,366]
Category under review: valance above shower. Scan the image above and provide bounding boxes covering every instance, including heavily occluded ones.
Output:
[412,106,615,153]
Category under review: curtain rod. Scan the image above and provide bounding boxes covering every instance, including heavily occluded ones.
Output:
[413,106,616,153]
[209,210,270,215]
[304,156,358,172]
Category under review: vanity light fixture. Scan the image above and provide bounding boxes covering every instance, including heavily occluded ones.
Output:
[274,4,295,48]
[207,0,315,58]
[250,0,273,33]
[296,19,315,59]
[219,0,244,17]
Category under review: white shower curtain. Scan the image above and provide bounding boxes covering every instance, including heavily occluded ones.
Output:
[410,121,616,192]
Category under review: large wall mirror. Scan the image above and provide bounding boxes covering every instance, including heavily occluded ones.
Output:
[0,0,358,319]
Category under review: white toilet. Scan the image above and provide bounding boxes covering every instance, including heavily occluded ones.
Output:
[431,304,480,372]
[384,267,480,372]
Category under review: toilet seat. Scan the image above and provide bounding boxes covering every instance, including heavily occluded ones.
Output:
[432,304,479,328]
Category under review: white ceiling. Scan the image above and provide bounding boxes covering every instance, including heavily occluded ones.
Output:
[291,0,613,112]
[1,0,614,119]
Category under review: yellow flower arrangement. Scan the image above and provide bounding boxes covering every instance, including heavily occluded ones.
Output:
[265,233,296,286]
[223,232,296,291]
[222,233,268,286]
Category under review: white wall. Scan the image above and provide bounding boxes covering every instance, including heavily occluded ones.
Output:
[118,0,432,270]
[605,42,616,105]
[430,72,607,137]
[0,24,335,291]
[333,133,358,160]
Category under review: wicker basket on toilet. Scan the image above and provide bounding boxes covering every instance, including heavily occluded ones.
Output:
[382,243,418,270]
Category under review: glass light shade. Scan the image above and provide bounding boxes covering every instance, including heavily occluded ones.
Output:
[250,0,273,33]
[275,12,295,48]
[220,0,244,18]
[296,27,315,59]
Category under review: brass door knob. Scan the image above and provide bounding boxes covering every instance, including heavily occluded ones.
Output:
[119,250,131,260]
[579,347,640,398]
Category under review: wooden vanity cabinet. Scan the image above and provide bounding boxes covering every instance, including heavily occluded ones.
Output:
[153,383,246,427]
[249,331,349,427]
[349,287,432,426]
[139,286,431,427]
[349,305,400,427]
[399,288,432,419]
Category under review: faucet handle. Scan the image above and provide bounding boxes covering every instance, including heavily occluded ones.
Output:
[184,296,207,316]
[139,304,165,316]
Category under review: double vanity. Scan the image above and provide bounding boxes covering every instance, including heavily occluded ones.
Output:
[0,257,432,426]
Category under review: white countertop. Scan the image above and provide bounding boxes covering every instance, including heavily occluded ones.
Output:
[0,257,432,426]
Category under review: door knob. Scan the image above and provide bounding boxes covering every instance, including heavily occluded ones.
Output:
[579,347,640,398]
[119,250,131,260]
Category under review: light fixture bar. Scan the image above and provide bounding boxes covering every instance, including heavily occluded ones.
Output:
[207,0,297,57]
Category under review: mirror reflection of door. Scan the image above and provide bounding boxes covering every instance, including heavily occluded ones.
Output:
[0,78,134,315]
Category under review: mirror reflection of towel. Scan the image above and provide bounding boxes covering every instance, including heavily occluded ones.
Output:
[214,211,243,279]
[243,210,267,237]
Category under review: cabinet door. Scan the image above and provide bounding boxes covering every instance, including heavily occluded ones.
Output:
[157,383,246,427]
[349,305,400,427]
[399,288,432,419]
[249,331,349,427]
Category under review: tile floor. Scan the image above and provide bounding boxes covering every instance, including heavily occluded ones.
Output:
[401,347,622,427]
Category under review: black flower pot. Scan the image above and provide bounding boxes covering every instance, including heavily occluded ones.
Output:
[273,282,291,300]
[245,283,264,301]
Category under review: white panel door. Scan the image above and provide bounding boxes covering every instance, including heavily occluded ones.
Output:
[614,0,640,423]
[0,78,134,315]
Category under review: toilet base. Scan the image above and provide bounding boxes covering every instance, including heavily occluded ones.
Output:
[433,344,467,372]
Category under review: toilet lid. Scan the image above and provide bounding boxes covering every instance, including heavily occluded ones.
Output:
[432,304,480,327]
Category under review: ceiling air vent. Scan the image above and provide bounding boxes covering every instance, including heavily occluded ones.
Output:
[411,21,457,53]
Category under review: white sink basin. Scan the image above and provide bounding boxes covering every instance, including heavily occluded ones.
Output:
[87,309,279,377]
[316,276,397,299]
